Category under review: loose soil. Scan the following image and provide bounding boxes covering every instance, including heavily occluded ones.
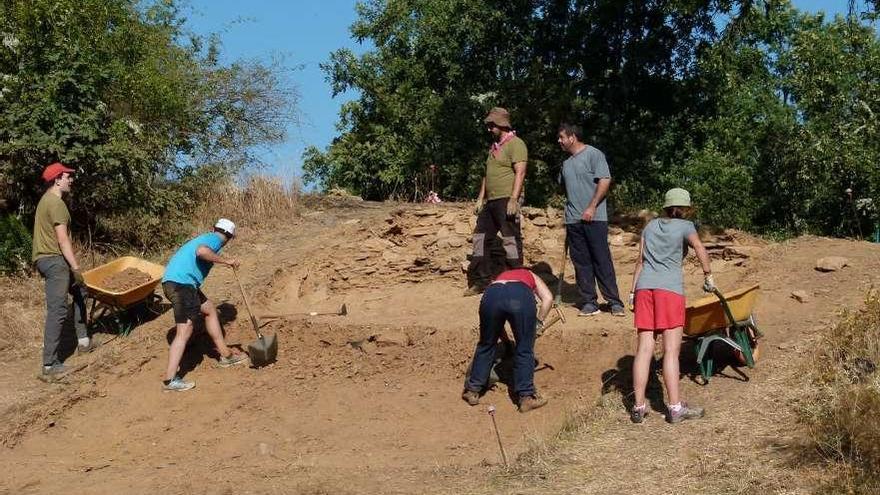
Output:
[0,201,878,494]
[99,267,152,292]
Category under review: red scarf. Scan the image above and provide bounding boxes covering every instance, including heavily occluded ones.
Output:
[490,131,516,159]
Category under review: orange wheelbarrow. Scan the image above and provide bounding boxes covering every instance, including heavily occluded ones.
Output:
[685,284,762,383]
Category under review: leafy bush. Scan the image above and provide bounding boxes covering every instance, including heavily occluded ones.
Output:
[0,214,32,274]
[307,1,880,237]
[0,0,297,255]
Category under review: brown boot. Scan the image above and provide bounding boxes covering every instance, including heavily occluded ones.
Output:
[518,394,548,413]
[461,389,480,406]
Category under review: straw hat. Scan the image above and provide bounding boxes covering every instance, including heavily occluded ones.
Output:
[662,188,692,208]
[483,107,511,128]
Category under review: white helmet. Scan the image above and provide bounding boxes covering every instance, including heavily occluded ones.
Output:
[214,218,236,238]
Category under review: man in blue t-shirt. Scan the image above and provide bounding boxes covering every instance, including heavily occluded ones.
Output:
[557,123,625,317]
[160,218,247,391]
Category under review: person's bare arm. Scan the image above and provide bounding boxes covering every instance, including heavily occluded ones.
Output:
[475,177,486,214]
[54,224,79,271]
[582,178,611,222]
[686,231,715,291]
[533,274,554,322]
[630,235,645,294]
[196,245,240,268]
[507,161,527,216]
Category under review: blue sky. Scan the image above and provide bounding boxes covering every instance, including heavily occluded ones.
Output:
[183,0,855,183]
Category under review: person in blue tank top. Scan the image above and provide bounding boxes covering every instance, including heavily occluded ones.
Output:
[160,219,248,391]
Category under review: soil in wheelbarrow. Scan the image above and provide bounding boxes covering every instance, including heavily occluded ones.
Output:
[98,267,153,292]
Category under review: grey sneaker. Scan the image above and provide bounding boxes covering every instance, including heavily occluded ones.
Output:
[218,353,249,368]
[667,402,704,423]
[610,305,626,317]
[41,363,68,377]
[461,389,480,406]
[163,377,195,392]
[578,304,600,317]
[630,404,647,424]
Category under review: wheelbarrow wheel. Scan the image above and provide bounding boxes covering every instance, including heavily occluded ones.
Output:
[733,314,761,366]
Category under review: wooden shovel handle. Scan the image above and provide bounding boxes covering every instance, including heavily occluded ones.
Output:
[232,267,262,338]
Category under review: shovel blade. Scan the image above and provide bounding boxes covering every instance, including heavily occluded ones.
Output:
[247,333,278,368]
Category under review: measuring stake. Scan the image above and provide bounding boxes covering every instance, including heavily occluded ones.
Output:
[487,405,508,468]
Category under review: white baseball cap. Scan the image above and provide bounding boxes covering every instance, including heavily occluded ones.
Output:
[214,218,236,238]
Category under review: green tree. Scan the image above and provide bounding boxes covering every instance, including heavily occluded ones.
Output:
[0,0,297,250]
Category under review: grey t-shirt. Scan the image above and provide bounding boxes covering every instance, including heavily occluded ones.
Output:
[558,146,611,224]
[635,218,697,295]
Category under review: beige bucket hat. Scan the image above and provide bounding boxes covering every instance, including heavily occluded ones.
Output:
[662,188,692,208]
[483,107,511,128]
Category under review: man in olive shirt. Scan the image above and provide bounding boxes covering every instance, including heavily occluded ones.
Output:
[466,107,528,295]
[32,162,94,378]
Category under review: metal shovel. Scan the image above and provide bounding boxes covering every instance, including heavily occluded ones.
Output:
[232,267,277,367]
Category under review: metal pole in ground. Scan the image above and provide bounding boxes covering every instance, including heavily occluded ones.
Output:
[487,405,508,468]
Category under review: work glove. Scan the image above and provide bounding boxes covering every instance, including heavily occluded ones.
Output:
[506,198,518,217]
[702,274,717,293]
[72,269,85,286]
[628,292,635,311]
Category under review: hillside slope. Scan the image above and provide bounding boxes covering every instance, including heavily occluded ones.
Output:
[0,201,877,494]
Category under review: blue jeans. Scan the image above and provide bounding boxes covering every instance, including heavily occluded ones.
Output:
[466,282,537,397]
[566,221,623,309]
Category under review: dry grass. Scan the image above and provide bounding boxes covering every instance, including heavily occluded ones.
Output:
[194,175,301,233]
[483,353,823,494]
[799,290,880,494]
[0,274,45,355]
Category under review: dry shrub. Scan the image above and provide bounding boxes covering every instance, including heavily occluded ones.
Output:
[0,275,44,353]
[194,175,300,229]
[801,290,880,494]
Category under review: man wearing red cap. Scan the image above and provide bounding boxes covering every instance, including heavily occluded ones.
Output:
[33,163,96,379]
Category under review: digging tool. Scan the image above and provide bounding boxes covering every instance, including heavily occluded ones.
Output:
[487,405,508,468]
[232,267,278,367]
[555,232,568,306]
[259,303,348,320]
[537,305,566,337]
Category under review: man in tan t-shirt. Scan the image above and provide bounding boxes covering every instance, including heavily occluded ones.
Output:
[33,162,95,379]
[466,107,528,295]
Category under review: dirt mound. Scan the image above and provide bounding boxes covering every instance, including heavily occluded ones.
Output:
[98,267,152,292]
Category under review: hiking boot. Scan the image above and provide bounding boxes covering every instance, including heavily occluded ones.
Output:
[218,353,249,368]
[630,404,647,424]
[461,389,480,406]
[163,377,195,392]
[610,305,626,317]
[667,402,704,424]
[518,394,548,413]
[578,304,600,317]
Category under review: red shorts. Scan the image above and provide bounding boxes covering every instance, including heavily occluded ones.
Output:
[634,289,686,331]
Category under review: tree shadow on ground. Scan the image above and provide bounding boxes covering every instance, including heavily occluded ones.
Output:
[164,302,239,379]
